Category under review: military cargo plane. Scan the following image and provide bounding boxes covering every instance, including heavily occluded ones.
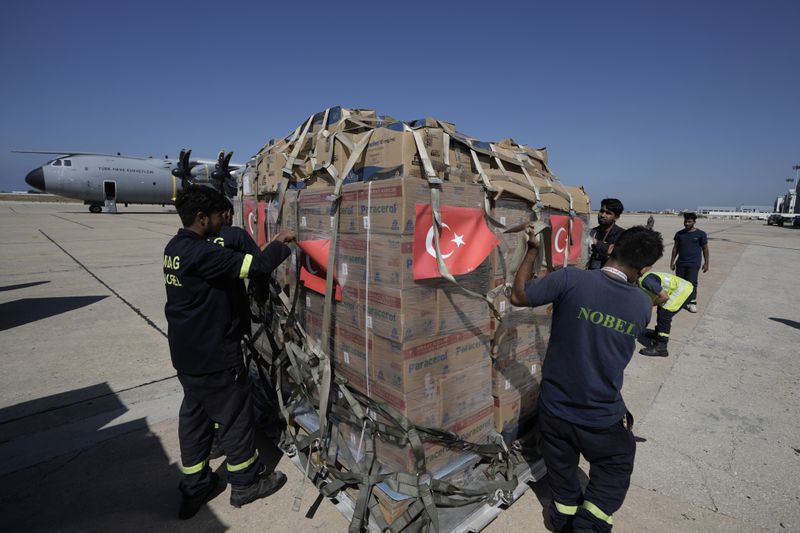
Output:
[17,149,240,212]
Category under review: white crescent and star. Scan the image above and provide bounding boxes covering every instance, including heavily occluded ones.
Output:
[247,211,256,236]
[305,255,319,275]
[425,222,466,259]
[554,227,568,253]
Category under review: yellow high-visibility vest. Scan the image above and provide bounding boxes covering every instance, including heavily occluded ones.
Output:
[638,272,694,312]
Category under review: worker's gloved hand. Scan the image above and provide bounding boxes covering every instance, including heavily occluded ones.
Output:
[273,229,296,243]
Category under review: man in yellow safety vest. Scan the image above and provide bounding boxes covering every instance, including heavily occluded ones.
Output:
[637,272,694,357]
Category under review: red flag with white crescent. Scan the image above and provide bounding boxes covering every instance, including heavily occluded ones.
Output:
[256,200,268,247]
[243,199,257,240]
[550,214,584,265]
[297,240,342,300]
[412,204,499,280]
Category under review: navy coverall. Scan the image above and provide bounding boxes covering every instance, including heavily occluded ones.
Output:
[524,268,651,532]
[164,228,289,497]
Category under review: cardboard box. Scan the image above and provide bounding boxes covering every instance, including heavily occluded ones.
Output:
[359,124,446,182]
[490,197,534,283]
[433,262,493,334]
[338,283,437,342]
[337,235,415,290]
[375,405,494,473]
[492,357,543,398]
[369,324,492,394]
[334,331,492,428]
[353,178,486,235]
[493,382,540,433]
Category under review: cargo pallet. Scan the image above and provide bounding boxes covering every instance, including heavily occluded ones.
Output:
[286,409,546,533]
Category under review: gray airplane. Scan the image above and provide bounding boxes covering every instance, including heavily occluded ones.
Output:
[18,149,240,212]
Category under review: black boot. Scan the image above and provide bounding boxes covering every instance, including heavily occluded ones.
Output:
[640,342,669,357]
[178,472,222,520]
[230,468,287,508]
[209,432,224,460]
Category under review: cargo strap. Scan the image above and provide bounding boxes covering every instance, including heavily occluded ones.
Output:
[404,124,501,322]
[283,113,315,176]
[254,274,523,531]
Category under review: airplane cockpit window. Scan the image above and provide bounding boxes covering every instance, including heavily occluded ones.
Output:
[64,160,72,166]
[52,160,62,166]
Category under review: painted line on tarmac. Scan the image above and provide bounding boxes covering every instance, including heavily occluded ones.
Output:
[38,229,167,338]
[137,226,174,237]
[0,374,177,426]
[50,214,94,229]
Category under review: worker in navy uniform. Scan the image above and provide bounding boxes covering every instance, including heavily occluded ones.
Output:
[203,199,264,460]
[670,212,709,313]
[163,186,295,519]
[587,198,626,270]
[637,271,694,357]
[512,225,664,533]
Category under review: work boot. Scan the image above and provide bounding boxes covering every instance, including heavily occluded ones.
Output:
[178,472,222,520]
[209,433,224,460]
[685,303,697,313]
[230,468,287,508]
[640,342,669,357]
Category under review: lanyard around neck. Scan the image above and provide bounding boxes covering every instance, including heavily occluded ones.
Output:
[601,266,629,283]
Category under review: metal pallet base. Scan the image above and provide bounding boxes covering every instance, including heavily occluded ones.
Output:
[286,412,546,533]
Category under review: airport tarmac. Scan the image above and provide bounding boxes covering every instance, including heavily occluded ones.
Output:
[0,201,797,532]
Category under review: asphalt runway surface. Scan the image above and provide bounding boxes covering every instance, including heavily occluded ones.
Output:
[0,201,797,532]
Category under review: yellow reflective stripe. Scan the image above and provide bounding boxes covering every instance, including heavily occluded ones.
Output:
[582,501,613,524]
[213,422,220,429]
[554,501,578,515]
[180,458,209,475]
[664,278,692,311]
[239,254,253,279]
[657,332,670,337]
[227,450,258,472]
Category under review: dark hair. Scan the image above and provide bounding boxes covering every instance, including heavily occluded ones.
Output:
[683,212,697,220]
[600,198,624,216]
[174,185,228,227]
[610,226,663,270]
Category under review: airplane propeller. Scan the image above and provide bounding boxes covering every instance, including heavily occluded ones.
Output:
[212,150,237,197]
[171,149,195,190]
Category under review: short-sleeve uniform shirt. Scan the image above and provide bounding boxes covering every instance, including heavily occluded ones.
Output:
[673,228,708,268]
[524,268,652,427]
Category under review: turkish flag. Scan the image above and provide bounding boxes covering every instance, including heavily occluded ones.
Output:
[550,214,584,266]
[412,204,499,280]
[297,240,342,301]
[256,201,268,247]
[243,199,257,240]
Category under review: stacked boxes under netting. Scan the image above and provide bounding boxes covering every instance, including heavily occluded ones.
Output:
[239,107,591,508]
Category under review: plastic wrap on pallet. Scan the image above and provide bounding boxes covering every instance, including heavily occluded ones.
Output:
[245,107,595,530]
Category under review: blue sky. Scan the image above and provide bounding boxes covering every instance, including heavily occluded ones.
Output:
[1,0,798,210]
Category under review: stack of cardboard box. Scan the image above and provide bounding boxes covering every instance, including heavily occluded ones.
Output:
[242,107,591,478]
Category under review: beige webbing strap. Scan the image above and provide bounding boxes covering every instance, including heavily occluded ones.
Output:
[427,182,501,321]
[283,114,314,175]
[515,154,540,192]
[404,125,502,320]
[310,108,331,170]
[469,147,496,192]
[318,131,373,436]
[272,176,291,225]
[406,126,440,184]
[442,132,451,168]
[489,143,511,180]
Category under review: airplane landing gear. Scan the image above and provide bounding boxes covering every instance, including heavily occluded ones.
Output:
[89,205,102,213]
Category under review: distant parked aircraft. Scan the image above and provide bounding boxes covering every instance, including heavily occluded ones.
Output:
[16,149,240,212]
